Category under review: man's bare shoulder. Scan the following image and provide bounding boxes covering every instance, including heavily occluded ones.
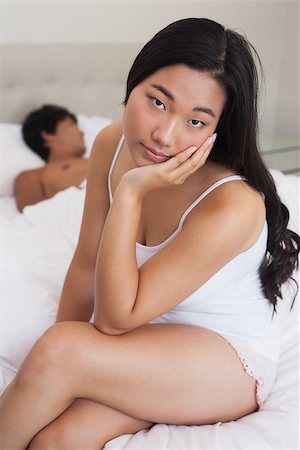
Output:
[15,166,45,182]
[14,166,46,211]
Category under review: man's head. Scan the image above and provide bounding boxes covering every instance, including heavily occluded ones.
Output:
[22,104,86,162]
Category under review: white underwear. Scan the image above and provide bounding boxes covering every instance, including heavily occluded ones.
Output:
[219,334,277,408]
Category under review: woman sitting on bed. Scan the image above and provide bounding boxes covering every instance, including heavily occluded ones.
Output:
[1,18,299,450]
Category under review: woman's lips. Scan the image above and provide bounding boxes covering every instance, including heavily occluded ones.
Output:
[141,144,170,163]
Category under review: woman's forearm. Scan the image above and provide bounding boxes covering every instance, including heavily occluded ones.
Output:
[94,185,142,333]
[56,258,95,323]
[56,279,94,323]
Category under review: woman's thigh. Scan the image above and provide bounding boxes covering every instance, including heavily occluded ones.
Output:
[36,321,258,425]
[29,398,152,450]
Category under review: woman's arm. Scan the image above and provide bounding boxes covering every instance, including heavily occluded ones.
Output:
[56,124,121,322]
[94,137,265,335]
[93,185,142,330]
[93,144,202,332]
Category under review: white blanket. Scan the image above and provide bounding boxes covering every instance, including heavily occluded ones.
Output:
[0,170,299,449]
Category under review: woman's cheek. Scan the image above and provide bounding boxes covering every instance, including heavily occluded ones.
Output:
[123,104,144,136]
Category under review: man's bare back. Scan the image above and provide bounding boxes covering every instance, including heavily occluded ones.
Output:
[15,158,88,211]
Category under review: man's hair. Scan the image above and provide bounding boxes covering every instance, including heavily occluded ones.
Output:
[22,104,77,161]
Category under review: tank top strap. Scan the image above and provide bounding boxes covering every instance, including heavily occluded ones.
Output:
[178,175,246,230]
[108,134,125,204]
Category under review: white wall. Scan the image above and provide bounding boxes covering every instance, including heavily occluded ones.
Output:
[0,0,299,137]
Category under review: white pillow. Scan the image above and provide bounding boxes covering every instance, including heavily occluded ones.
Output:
[0,114,112,197]
[0,123,45,197]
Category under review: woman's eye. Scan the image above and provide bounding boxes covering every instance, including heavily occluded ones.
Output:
[151,97,165,110]
[188,119,204,128]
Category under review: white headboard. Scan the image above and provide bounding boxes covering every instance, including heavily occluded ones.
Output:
[0,43,142,123]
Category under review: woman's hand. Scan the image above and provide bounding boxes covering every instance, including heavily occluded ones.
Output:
[117,133,217,199]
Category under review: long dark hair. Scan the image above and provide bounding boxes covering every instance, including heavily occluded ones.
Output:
[124,18,299,312]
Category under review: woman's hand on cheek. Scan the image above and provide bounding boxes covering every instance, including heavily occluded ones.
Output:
[117,133,217,200]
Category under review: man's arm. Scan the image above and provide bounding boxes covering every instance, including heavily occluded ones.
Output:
[14,169,46,212]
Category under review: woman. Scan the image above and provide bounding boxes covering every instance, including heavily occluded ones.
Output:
[1,18,299,450]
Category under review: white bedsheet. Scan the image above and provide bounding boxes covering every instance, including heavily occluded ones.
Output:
[0,196,19,221]
[0,170,299,449]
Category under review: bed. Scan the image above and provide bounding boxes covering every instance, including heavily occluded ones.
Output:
[0,43,299,450]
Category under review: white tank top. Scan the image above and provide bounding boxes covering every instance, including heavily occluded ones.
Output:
[108,136,280,363]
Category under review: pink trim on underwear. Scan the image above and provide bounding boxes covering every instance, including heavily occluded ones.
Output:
[218,335,277,409]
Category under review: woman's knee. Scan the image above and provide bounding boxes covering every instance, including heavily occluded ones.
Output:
[16,322,89,389]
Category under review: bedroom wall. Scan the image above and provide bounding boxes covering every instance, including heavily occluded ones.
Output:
[0,0,299,140]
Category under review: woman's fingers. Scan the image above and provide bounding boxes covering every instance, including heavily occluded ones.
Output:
[120,133,217,195]
[164,134,217,183]
[166,134,216,168]
[183,133,217,165]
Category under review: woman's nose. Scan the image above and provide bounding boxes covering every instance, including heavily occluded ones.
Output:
[151,117,177,148]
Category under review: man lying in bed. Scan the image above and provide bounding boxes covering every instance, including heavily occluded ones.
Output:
[14,104,88,211]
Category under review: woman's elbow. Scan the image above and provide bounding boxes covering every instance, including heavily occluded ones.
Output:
[93,315,131,336]
[93,322,128,336]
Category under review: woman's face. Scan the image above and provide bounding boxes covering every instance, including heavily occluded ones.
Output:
[122,64,226,166]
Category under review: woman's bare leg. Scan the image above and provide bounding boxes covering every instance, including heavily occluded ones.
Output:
[0,321,257,450]
[28,398,152,450]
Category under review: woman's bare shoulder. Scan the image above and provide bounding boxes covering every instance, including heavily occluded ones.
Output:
[186,178,266,252]
[210,178,265,212]
[83,122,123,200]
[89,122,123,170]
